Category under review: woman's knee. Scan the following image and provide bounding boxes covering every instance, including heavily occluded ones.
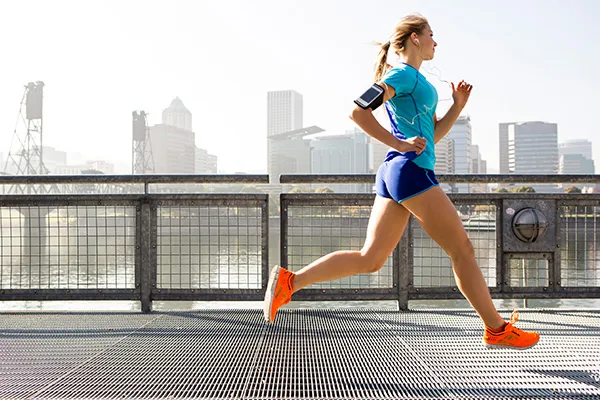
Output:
[448,236,475,264]
[358,249,388,273]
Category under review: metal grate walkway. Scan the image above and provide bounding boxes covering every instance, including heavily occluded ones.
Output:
[1,309,599,399]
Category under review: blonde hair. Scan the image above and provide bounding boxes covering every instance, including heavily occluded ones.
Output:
[374,14,430,82]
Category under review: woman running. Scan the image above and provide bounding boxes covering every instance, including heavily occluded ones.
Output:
[264,13,539,349]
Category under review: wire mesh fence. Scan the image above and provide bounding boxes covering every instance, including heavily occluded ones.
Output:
[0,204,136,290]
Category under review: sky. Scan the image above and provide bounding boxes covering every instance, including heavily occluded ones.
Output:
[0,0,599,174]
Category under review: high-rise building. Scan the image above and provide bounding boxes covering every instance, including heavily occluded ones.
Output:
[310,128,370,193]
[498,123,512,174]
[433,135,454,193]
[162,97,192,132]
[558,139,594,174]
[559,139,593,161]
[195,147,218,174]
[268,126,322,183]
[499,121,559,192]
[470,144,488,193]
[267,90,303,137]
[446,116,472,193]
[148,124,195,173]
[471,145,488,174]
[267,90,303,181]
[499,121,558,174]
[435,136,454,175]
[146,98,198,174]
[559,154,595,175]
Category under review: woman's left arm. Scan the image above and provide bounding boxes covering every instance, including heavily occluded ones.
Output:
[433,80,472,144]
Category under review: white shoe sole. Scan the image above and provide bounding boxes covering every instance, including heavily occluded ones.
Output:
[263,265,281,324]
[484,341,539,350]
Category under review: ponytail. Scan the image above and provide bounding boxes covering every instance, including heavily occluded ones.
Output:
[374,41,392,82]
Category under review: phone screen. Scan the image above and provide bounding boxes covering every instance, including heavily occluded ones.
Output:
[360,85,383,103]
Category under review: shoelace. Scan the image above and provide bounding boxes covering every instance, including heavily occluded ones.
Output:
[510,310,520,325]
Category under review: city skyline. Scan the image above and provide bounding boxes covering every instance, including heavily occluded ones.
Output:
[1,0,599,174]
[2,86,595,177]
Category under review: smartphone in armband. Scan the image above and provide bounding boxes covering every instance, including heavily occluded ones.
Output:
[354,83,385,110]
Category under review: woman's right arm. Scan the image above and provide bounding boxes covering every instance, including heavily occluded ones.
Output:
[349,83,426,155]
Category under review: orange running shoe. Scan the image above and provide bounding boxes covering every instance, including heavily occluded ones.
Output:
[264,265,295,324]
[483,310,540,349]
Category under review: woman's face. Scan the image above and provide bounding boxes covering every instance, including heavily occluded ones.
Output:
[417,26,437,60]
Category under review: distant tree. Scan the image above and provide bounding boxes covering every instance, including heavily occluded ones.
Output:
[496,187,509,193]
[474,204,495,213]
[565,186,582,194]
[314,187,334,193]
[564,186,585,214]
[514,186,536,193]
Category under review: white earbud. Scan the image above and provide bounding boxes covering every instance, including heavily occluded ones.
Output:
[414,38,420,46]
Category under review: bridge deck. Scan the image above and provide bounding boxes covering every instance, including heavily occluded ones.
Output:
[1,309,599,399]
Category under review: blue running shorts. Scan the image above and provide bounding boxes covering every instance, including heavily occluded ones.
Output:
[375,155,439,204]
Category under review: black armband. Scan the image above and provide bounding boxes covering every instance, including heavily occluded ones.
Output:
[354,83,385,110]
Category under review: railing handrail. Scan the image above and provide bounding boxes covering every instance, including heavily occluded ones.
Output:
[1,173,598,185]
[280,173,600,184]
[0,174,269,185]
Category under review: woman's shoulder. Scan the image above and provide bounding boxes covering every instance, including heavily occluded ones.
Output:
[383,64,416,80]
[391,63,411,71]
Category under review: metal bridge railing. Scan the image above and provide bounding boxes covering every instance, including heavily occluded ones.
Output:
[280,174,600,309]
[1,173,599,311]
[0,175,269,312]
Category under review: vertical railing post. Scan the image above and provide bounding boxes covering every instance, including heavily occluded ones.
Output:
[140,199,154,313]
[553,200,562,293]
[397,217,412,311]
[261,196,270,291]
[496,199,505,296]
[280,194,288,270]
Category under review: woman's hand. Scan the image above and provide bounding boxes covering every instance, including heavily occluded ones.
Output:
[452,80,473,108]
[398,136,427,155]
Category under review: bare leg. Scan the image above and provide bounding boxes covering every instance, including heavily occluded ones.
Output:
[401,186,505,330]
[292,196,410,293]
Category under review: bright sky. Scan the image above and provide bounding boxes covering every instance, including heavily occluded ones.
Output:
[1,0,598,173]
